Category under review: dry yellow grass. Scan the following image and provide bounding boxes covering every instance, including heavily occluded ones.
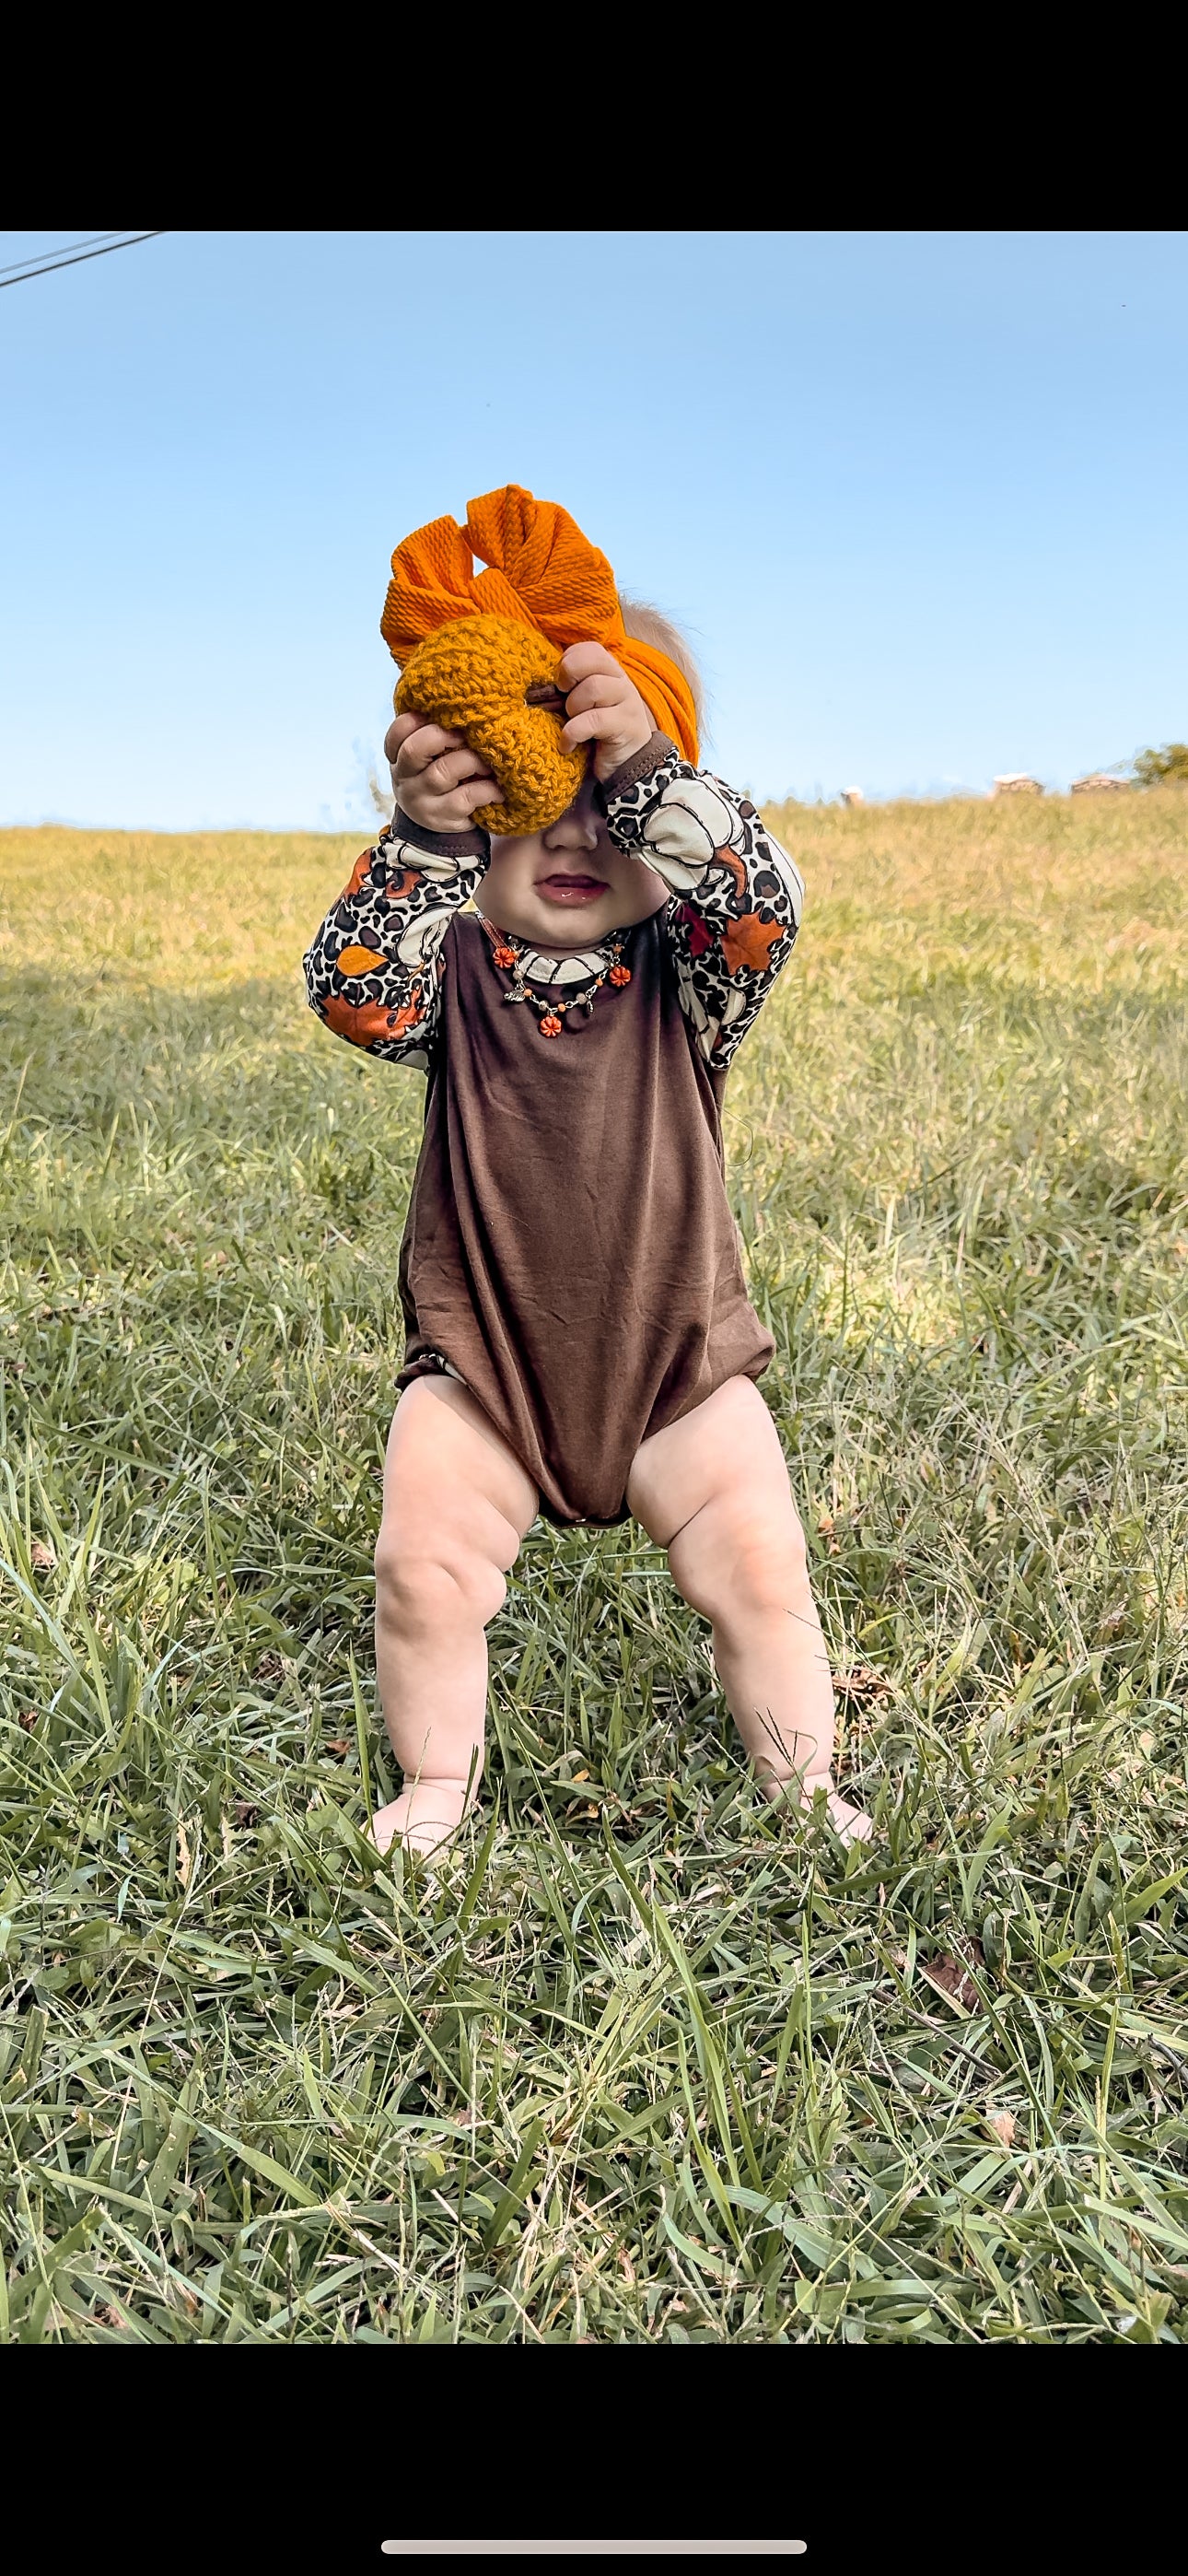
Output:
[0,826,357,989]
[761,788,1188,993]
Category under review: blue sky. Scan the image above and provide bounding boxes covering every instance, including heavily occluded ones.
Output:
[2,229,1185,828]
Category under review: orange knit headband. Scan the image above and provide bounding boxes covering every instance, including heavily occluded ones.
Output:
[380,484,699,767]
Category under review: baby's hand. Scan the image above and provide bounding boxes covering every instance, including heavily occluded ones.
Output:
[558,643,656,782]
[385,709,503,835]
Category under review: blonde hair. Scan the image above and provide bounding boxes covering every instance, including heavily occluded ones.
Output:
[617,594,705,741]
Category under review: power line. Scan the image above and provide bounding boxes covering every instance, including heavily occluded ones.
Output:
[0,231,130,281]
[0,231,164,291]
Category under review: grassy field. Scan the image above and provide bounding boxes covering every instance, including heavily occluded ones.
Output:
[1,789,1186,2344]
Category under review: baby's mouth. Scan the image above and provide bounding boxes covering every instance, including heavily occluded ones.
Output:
[535,873,609,906]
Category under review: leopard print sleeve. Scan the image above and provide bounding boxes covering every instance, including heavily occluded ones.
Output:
[603,740,804,1071]
[302,814,488,1069]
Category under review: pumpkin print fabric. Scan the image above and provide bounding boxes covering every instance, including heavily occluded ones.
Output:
[302,739,803,1077]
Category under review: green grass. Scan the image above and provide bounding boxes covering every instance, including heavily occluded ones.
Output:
[1,790,1187,2343]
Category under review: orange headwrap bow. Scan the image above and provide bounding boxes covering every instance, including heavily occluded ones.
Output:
[380,484,699,767]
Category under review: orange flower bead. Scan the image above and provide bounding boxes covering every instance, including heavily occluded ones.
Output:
[539,1013,563,1037]
[609,964,632,987]
[493,943,518,969]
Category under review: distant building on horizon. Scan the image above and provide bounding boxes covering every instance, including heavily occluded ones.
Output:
[993,774,1044,797]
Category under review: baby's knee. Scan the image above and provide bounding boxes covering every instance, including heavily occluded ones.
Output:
[375,1508,509,1633]
[673,1490,810,1628]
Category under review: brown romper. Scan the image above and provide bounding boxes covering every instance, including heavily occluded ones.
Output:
[396,909,775,1526]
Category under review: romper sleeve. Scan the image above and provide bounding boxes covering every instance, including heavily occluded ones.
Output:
[302,812,488,1070]
[601,735,804,1071]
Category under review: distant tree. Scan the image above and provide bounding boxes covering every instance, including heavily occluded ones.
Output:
[1133,741,1188,787]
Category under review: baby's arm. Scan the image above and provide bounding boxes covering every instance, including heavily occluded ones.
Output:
[302,713,499,1067]
[604,745,804,1071]
[302,822,486,1066]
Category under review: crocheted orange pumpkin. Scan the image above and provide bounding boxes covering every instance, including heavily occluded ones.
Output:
[394,614,586,837]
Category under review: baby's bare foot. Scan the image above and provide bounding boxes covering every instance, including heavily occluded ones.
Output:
[371,1780,471,1861]
[762,1772,872,1845]
[822,1790,873,1844]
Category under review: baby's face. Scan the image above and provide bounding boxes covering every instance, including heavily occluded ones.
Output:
[481,767,667,954]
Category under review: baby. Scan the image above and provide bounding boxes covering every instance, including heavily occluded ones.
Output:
[304,488,870,1857]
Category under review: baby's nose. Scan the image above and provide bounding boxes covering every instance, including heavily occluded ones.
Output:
[545,767,602,849]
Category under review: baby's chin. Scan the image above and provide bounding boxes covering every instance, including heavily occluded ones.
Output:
[531,883,670,942]
[519,898,630,949]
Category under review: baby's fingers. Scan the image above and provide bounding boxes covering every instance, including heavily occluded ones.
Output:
[563,673,629,719]
[458,774,502,814]
[562,701,626,748]
[557,640,622,687]
[387,715,467,772]
[418,745,495,791]
[386,710,433,759]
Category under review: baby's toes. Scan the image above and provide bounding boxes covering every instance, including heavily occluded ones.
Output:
[370,1799,406,1857]
[828,1794,873,1845]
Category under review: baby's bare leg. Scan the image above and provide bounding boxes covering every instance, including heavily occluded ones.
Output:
[626,1376,870,1841]
[371,1377,538,1858]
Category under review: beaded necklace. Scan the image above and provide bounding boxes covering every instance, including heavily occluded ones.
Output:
[478,916,633,1037]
